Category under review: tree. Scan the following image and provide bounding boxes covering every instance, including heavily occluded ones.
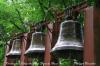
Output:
[0,0,94,65]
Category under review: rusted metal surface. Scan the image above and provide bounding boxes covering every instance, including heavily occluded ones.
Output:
[84,6,100,66]
[3,40,16,66]
[23,33,32,66]
[20,33,28,66]
[73,1,88,11]
[44,33,51,66]
[44,23,52,66]
[84,6,95,66]
[3,44,9,66]
[51,20,61,66]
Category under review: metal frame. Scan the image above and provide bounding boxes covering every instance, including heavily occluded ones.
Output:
[20,33,28,66]
[84,6,95,66]
[3,5,100,66]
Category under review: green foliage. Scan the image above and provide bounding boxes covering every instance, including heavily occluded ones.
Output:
[14,60,20,66]
[60,58,72,66]
[0,0,94,65]
[32,59,39,66]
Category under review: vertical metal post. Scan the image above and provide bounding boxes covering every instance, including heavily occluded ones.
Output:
[51,22,61,66]
[50,12,62,66]
[3,44,9,66]
[84,6,95,66]
[44,23,52,66]
[20,33,28,66]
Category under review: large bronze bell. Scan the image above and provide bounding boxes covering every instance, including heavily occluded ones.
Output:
[51,20,83,58]
[25,32,45,57]
[6,39,21,56]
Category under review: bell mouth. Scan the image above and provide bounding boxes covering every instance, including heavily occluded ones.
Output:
[6,51,21,56]
[25,50,45,54]
[6,53,20,58]
[51,40,83,53]
[51,49,83,59]
[25,51,45,58]
[24,48,45,58]
[25,47,45,54]
[51,45,83,58]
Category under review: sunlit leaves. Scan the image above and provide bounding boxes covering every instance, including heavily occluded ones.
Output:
[59,58,72,66]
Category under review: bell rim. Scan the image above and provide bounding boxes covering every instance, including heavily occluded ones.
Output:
[25,49,45,55]
[51,46,83,53]
[62,20,81,25]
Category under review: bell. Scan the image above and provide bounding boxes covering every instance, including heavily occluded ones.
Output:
[6,39,21,56]
[51,20,83,58]
[25,32,45,57]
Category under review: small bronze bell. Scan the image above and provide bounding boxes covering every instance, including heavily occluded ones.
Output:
[25,32,45,57]
[6,39,21,56]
